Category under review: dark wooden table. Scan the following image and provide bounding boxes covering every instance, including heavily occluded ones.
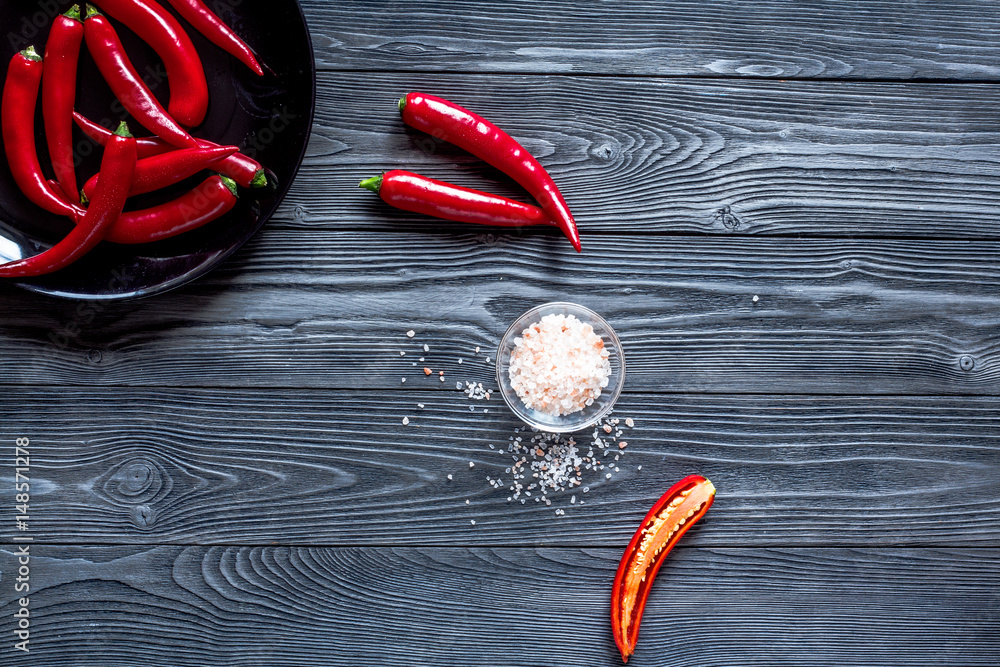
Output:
[2,1,999,664]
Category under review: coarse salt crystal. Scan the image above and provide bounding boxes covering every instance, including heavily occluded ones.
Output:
[424,367,432,375]
[625,418,634,427]
[447,474,453,480]
[406,330,415,338]
[424,344,430,352]
[402,417,409,425]
[469,461,475,468]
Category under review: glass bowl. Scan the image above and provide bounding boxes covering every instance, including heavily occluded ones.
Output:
[496,302,625,433]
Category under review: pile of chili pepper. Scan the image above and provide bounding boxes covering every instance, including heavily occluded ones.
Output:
[359,92,582,252]
[0,0,267,278]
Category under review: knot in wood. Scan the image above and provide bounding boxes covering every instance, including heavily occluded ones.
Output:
[99,457,166,505]
[959,355,975,371]
[713,205,743,230]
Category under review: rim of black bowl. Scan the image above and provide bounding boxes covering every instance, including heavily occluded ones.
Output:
[9,2,317,301]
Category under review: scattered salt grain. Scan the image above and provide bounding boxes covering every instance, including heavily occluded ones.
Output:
[447,474,453,480]
[402,417,409,425]
[400,351,405,356]
[469,461,475,468]
[637,465,642,471]
[603,424,613,434]
[470,520,476,525]
[456,381,463,390]
[406,330,415,338]
[753,295,760,303]
[417,403,424,408]
[401,378,406,383]
[507,313,611,417]
[424,367,432,375]
[439,376,445,382]
[625,418,634,428]
[475,346,480,353]
[424,344,430,352]
[458,359,463,364]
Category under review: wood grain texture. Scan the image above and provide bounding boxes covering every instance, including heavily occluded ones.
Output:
[2,389,997,546]
[286,73,1000,238]
[301,0,1000,80]
[1,545,997,666]
[0,235,998,393]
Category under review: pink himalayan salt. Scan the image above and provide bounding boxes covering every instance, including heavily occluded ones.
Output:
[508,313,611,416]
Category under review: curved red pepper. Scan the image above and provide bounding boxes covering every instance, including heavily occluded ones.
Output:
[611,474,716,663]
[164,0,263,76]
[0,122,135,277]
[93,0,209,127]
[399,92,581,252]
[1,47,85,220]
[42,5,84,201]
[72,111,267,188]
[83,6,198,148]
[360,170,556,228]
[81,144,238,201]
[105,174,237,244]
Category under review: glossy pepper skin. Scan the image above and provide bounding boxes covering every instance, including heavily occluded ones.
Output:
[83,5,198,148]
[611,475,716,663]
[81,144,238,200]
[2,47,85,220]
[105,174,237,244]
[164,0,263,76]
[42,5,84,200]
[93,0,209,127]
[399,92,581,252]
[359,170,556,228]
[72,111,267,187]
[0,122,135,277]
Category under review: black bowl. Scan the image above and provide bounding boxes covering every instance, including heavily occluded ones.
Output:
[0,0,315,299]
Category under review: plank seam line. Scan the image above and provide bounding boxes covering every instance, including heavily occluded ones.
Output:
[312,67,1000,85]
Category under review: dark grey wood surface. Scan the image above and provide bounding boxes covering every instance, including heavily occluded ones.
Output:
[1,1,999,665]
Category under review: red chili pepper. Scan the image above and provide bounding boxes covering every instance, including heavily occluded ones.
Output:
[0,122,135,277]
[359,170,556,228]
[81,144,238,201]
[42,5,84,201]
[105,174,237,244]
[399,92,581,252]
[164,0,263,76]
[83,5,198,148]
[72,111,267,188]
[611,475,716,663]
[92,0,209,127]
[1,47,85,220]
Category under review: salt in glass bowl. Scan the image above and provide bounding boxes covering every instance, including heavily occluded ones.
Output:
[496,302,625,433]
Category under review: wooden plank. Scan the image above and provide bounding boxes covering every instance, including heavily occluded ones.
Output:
[0,235,998,394]
[287,73,1000,238]
[300,0,1000,80]
[1,545,997,666]
[2,389,997,546]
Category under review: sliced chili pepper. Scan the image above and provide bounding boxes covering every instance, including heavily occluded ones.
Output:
[105,174,237,244]
[164,0,263,76]
[1,47,85,220]
[83,5,198,148]
[42,5,84,201]
[81,144,238,201]
[93,0,208,127]
[399,92,581,252]
[72,111,267,188]
[0,122,135,277]
[360,170,556,228]
[611,474,716,663]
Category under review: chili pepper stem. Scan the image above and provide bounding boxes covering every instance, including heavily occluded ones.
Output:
[85,3,100,19]
[64,4,82,20]
[358,175,382,193]
[20,46,40,61]
[219,175,238,196]
[250,169,267,188]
